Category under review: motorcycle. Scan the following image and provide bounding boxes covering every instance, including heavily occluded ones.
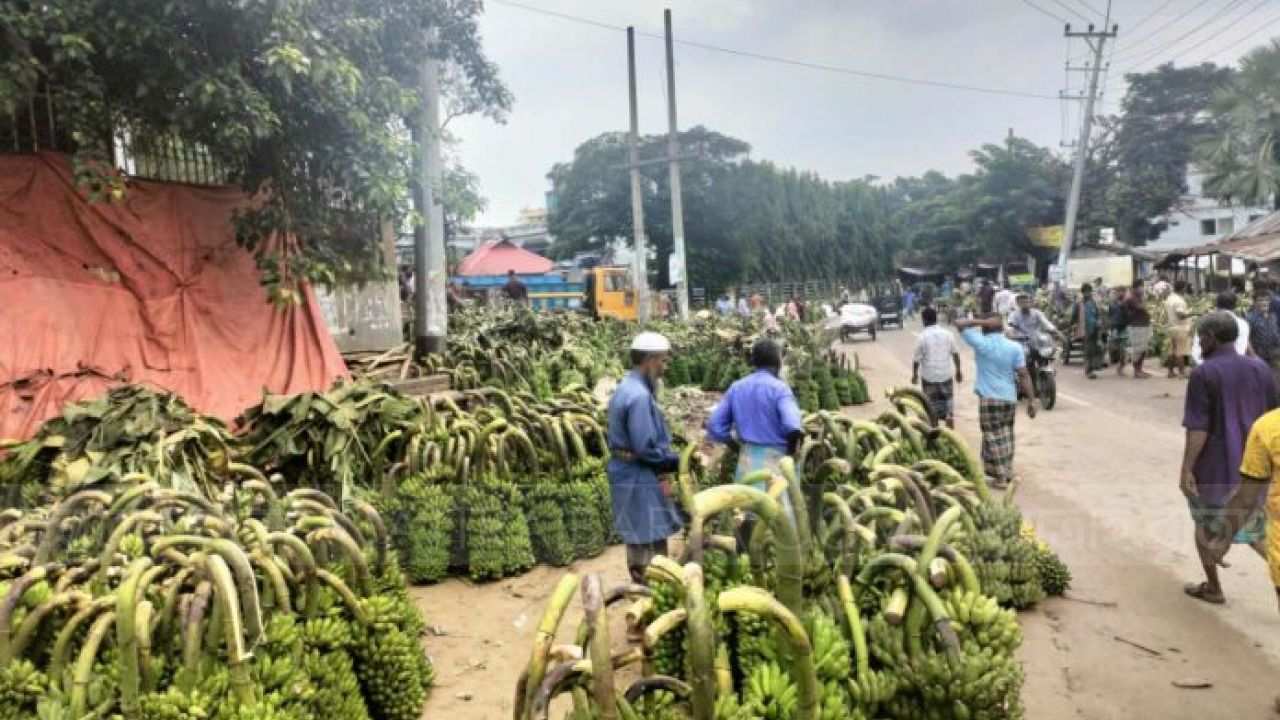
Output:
[1015,332,1058,410]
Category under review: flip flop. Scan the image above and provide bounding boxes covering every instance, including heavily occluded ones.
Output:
[1183,582,1225,605]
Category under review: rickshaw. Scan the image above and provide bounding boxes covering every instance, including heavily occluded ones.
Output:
[872,290,903,329]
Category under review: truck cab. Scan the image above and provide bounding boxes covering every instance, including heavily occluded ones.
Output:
[585,267,638,321]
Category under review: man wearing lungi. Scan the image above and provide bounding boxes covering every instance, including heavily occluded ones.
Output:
[955,314,1036,488]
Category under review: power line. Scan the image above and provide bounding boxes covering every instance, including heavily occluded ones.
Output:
[1014,0,1070,24]
[1119,0,1253,68]
[1198,7,1280,63]
[1122,0,1183,36]
[1047,0,1096,22]
[1110,0,1208,60]
[487,0,1064,101]
[1160,0,1271,65]
[1070,0,1109,20]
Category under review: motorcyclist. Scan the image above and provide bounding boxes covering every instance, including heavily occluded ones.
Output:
[1006,294,1065,394]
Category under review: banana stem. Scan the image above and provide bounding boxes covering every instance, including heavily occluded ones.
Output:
[520,573,580,720]
[691,485,803,615]
[717,586,819,720]
[835,576,869,677]
[116,557,154,720]
[70,610,116,717]
[681,564,717,720]
[918,506,965,570]
[935,427,990,502]
[35,490,112,564]
[5,590,89,665]
[582,575,618,720]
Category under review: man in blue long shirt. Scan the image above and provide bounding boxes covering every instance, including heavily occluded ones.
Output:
[607,331,683,584]
[706,339,804,506]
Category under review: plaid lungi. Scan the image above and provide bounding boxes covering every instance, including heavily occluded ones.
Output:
[978,397,1017,484]
[921,380,955,422]
[1129,325,1153,356]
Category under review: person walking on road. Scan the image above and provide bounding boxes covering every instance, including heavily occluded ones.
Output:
[1108,286,1131,376]
[1192,292,1250,364]
[994,283,1017,318]
[912,306,963,428]
[1124,280,1153,378]
[955,313,1036,488]
[978,280,995,314]
[1247,288,1280,383]
[606,332,683,585]
[1164,281,1192,379]
[1211,405,1280,613]
[1180,312,1278,604]
[1070,283,1104,379]
[706,338,804,512]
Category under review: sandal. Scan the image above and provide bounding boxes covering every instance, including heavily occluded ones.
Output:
[1183,581,1225,605]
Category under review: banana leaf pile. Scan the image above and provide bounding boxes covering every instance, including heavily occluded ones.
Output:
[237,381,433,499]
[0,386,239,509]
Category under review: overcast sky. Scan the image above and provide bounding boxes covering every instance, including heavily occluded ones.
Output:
[451,0,1274,226]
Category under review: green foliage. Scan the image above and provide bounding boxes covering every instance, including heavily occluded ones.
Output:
[547,128,895,294]
[0,0,510,285]
[1079,63,1235,244]
[1200,41,1280,208]
[892,137,1067,268]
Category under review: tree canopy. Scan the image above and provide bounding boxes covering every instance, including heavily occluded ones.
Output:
[1,0,510,293]
[1199,40,1280,208]
[547,127,899,293]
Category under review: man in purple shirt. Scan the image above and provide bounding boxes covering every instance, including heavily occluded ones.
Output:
[1181,311,1279,604]
[706,339,804,512]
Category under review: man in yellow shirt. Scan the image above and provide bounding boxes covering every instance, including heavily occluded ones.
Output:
[1215,408,1280,611]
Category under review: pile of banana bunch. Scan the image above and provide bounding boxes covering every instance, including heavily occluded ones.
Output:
[515,386,1072,720]
[366,384,613,584]
[0,475,433,720]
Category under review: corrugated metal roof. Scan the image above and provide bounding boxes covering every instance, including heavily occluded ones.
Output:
[455,239,554,276]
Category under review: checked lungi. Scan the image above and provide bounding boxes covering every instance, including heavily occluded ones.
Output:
[921,380,955,423]
[978,397,1017,485]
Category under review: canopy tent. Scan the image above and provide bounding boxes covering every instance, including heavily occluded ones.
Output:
[456,239,554,276]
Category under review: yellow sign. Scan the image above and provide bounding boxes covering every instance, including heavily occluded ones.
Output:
[1027,225,1064,249]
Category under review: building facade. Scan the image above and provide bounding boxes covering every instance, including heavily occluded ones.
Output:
[1146,170,1271,252]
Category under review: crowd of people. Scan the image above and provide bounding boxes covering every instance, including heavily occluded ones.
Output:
[907,274,1280,614]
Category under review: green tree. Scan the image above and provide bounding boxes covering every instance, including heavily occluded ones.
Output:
[891,137,1066,267]
[0,0,510,294]
[1201,41,1280,208]
[1082,62,1232,243]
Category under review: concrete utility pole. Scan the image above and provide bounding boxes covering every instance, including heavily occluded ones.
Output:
[414,32,448,356]
[627,26,650,323]
[1058,16,1117,274]
[664,9,690,320]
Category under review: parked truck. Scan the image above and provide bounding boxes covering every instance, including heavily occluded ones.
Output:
[454,266,639,321]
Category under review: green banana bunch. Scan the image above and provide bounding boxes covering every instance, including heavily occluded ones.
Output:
[742,662,798,720]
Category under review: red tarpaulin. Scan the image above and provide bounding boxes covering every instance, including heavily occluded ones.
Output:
[455,239,554,276]
[0,153,349,439]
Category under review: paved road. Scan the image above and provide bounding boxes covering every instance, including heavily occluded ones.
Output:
[844,320,1280,719]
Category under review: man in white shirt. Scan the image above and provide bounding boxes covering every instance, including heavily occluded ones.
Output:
[1164,281,1192,378]
[1191,291,1250,365]
[912,306,963,428]
[994,284,1017,317]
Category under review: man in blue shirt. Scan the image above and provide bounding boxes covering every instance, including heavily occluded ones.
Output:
[606,331,683,584]
[707,339,803,541]
[955,314,1036,488]
[707,339,805,487]
[1069,283,1103,379]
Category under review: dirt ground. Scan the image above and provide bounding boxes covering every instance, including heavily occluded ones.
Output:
[413,318,1280,720]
